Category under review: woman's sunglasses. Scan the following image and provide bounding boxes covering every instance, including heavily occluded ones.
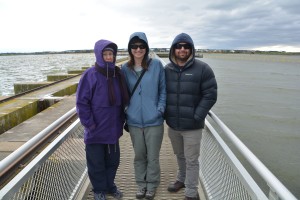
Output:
[175,43,192,49]
[130,44,146,49]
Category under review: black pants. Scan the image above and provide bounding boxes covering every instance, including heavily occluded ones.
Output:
[86,142,120,194]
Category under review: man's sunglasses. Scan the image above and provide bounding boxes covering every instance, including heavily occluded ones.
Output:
[175,43,192,49]
[130,44,146,49]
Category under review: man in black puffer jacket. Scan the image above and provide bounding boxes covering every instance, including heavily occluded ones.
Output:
[165,33,217,200]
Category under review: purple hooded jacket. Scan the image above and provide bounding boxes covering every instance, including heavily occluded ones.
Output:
[76,39,124,144]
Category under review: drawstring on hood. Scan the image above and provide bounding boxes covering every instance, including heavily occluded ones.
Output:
[107,64,109,79]
[94,39,130,106]
[94,40,117,69]
[101,46,116,79]
[106,64,116,80]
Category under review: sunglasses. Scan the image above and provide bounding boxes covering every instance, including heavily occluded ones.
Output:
[130,44,146,49]
[175,43,192,49]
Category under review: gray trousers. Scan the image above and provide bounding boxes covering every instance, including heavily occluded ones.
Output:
[129,124,164,191]
[168,127,202,197]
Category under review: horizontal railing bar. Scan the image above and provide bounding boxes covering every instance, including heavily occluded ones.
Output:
[0,118,81,199]
[204,119,268,199]
[208,110,297,200]
[0,107,77,175]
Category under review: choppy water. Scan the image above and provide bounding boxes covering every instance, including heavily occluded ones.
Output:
[163,54,300,198]
[0,53,95,96]
[1,53,300,197]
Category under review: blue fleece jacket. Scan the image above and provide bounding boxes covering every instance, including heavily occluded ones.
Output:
[121,32,166,128]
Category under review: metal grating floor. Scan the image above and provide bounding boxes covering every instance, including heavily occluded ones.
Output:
[85,124,205,200]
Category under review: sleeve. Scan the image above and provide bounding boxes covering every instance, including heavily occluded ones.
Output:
[194,64,218,121]
[157,60,167,114]
[76,71,96,131]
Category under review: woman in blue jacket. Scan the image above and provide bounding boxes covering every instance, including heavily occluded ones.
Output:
[76,39,129,200]
[121,32,166,200]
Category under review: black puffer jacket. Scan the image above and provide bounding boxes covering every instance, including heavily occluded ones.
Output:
[165,33,217,130]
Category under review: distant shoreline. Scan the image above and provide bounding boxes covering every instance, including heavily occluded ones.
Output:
[1,49,300,56]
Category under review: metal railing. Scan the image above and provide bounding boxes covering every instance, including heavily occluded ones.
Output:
[201,111,297,200]
[0,54,297,200]
[199,120,265,200]
[1,108,297,199]
[0,109,88,200]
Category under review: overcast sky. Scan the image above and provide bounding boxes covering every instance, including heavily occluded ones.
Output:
[1,0,300,53]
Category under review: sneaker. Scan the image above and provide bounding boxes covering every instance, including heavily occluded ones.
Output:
[136,187,146,199]
[167,180,185,192]
[94,192,106,200]
[145,190,156,200]
[111,189,123,199]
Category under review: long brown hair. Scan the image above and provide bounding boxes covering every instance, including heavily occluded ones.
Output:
[127,37,149,70]
[127,53,149,70]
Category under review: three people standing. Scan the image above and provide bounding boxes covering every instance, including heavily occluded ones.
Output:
[121,32,166,200]
[165,33,218,200]
[76,32,217,200]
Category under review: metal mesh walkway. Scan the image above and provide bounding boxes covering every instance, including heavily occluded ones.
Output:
[85,125,188,200]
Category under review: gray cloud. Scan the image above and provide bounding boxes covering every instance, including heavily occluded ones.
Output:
[115,0,300,51]
[1,0,299,52]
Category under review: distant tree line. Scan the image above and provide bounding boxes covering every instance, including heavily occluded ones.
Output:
[1,48,299,56]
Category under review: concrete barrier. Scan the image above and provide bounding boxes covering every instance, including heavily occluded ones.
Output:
[14,82,52,95]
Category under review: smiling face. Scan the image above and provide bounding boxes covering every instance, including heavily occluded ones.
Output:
[130,42,146,59]
[174,43,192,63]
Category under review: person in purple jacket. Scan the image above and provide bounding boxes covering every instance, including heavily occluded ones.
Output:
[76,39,129,200]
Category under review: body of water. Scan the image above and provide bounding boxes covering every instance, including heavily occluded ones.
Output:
[196,54,300,197]
[0,53,95,96]
[1,53,300,197]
